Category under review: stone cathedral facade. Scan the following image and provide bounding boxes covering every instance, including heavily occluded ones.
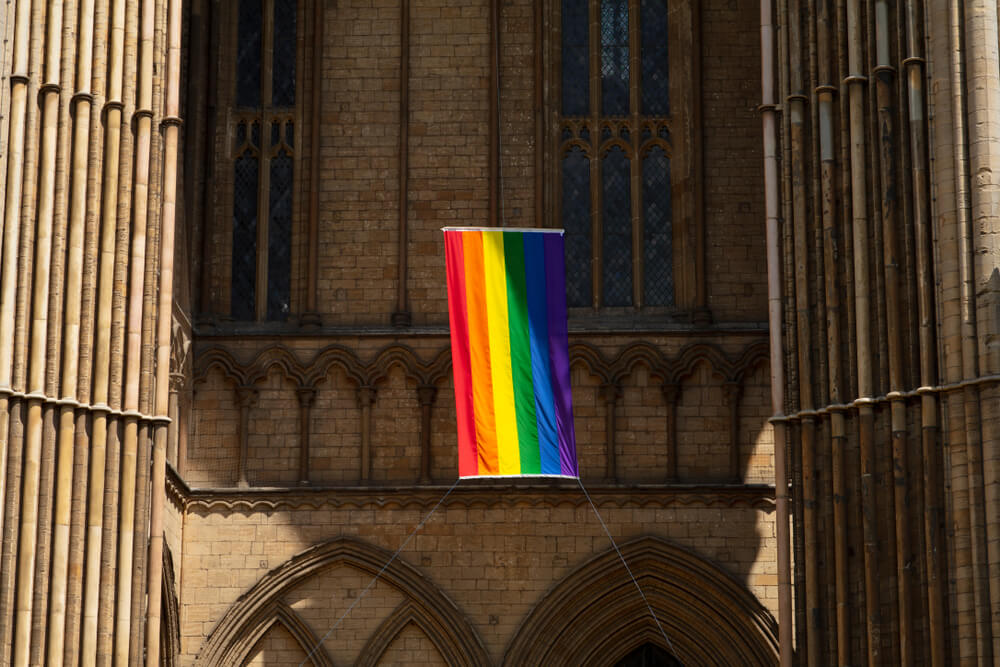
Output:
[0,0,998,665]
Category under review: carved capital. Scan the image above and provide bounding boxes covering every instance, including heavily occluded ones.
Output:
[235,386,258,408]
[170,312,192,374]
[417,384,437,407]
[722,382,742,406]
[661,382,681,405]
[599,383,621,404]
[357,386,377,408]
[296,387,317,408]
[299,311,322,329]
[391,311,412,328]
[169,372,187,393]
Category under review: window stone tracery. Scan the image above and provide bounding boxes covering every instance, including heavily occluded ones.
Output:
[227,0,298,322]
[550,0,706,321]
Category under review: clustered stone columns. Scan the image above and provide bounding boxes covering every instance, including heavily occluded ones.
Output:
[0,0,180,661]
[765,0,1000,662]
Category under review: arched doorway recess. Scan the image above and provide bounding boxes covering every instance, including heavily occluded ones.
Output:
[614,642,684,667]
[503,536,778,666]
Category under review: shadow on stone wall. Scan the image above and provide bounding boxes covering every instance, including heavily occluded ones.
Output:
[174,336,777,665]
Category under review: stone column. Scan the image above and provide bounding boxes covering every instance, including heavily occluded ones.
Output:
[296,388,316,485]
[358,386,377,482]
[417,384,437,483]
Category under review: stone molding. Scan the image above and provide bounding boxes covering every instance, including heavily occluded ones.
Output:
[356,600,480,667]
[502,536,779,665]
[195,537,489,666]
[193,339,769,392]
[165,466,774,513]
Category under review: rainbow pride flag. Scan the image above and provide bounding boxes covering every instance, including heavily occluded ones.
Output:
[444,227,578,478]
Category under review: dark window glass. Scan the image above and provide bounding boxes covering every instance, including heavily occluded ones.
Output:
[231,0,296,321]
[232,121,260,320]
[267,122,293,321]
[602,145,632,306]
[640,0,669,115]
[559,0,672,310]
[643,146,672,305]
[236,0,262,108]
[563,146,592,307]
[272,0,296,106]
[562,0,590,115]
[601,0,629,115]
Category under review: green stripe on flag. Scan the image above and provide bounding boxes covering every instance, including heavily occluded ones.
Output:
[504,232,541,474]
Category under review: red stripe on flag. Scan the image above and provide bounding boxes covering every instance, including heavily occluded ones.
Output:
[445,232,479,477]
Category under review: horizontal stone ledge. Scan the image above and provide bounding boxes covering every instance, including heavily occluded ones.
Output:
[768,372,1000,423]
[167,467,776,514]
[0,385,171,425]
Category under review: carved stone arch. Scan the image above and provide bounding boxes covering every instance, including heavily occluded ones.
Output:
[667,343,733,385]
[638,136,672,159]
[196,537,489,666]
[596,626,684,666]
[732,340,770,385]
[303,344,367,387]
[244,344,307,386]
[236,602,334,667]
[569,342,614,384]
[355,600,473,667]
[424,347,454,387]
[503,536,778,666]
[598,137,634,159]
[560,138,594,159]
[609,342,669,385]
[194,346,250,387]
[368,345,426,387]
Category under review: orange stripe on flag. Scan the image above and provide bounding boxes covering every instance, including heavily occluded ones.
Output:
[462,231,499,475]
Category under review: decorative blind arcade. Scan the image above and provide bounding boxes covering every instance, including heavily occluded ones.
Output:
[231,0,296,321]
[561,0,673,309]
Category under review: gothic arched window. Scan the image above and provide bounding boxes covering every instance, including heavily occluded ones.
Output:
[555,0,702,316]
[229,0,297,321]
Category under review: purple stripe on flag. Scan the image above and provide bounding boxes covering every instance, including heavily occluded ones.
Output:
[524,233,560,474]
[544,234,577,476]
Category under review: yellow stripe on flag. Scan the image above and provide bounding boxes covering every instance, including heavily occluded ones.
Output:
[482,232,520,474]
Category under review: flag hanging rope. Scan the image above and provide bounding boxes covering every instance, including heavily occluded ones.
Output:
[578,477,680,659]
[298,478,461,667]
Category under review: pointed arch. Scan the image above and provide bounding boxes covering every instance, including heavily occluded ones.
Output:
[235,602,334,667]
[609,342,669,384]
[195,537,488,666]
[667,343,733,384]
[355,600,468,667]
[194,346,251,386]
[503,536,778,666]
[243,344,307,386]
[569,342,614,383]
